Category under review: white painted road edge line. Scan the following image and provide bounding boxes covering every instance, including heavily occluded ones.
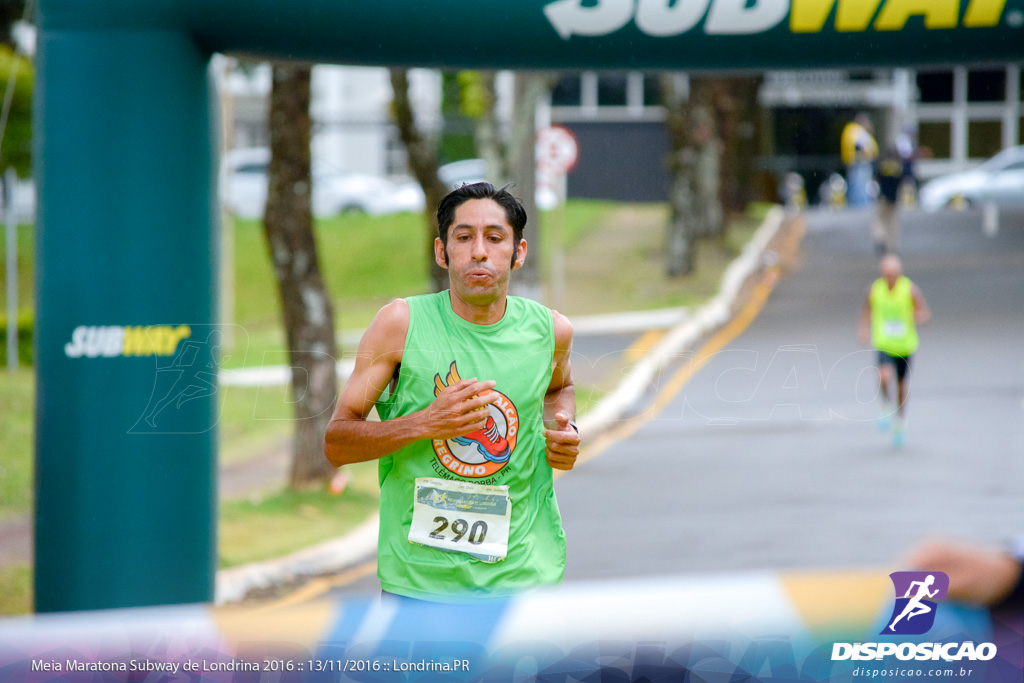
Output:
[220,359,356,387]
[569,307,690,335]
[577,206,784,436]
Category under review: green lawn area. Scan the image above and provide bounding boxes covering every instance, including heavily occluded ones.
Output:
[0,368,33,521]
[217,384,295,465]
[0,565,31,616]
[2,223,34,312]
[229,211,430,334]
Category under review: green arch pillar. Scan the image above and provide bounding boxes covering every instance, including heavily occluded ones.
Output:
[34,2,218,611]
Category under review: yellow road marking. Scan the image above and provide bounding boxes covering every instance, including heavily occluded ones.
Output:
[625,328,666,363]
[246,559,379,612]
[780,569,890,639]
[214,597,337,645]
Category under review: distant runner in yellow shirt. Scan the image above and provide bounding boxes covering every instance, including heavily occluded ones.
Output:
[858,255,930,447]
[841,113,878,208]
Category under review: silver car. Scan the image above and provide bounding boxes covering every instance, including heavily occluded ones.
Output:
[919,145,1024,211]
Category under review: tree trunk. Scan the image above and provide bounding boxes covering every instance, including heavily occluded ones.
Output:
[722,77,764,214]
[472,71,508,183]
[689,79,721,240]
[390,68,449,293]
[506,71,551,301]
[705,77,763,224]
[661,73,697,277]
[693,106,722,239]
[264,63,337,488]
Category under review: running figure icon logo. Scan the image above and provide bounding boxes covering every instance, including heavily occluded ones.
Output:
[431,361,519,479]
[883,571,949,635]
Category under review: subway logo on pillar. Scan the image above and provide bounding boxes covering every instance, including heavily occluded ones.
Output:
[544,0,1010,39]
[64,325,191,358]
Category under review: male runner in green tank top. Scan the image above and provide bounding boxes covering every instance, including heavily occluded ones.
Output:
[858,254,930,447]
[324,182,579,602]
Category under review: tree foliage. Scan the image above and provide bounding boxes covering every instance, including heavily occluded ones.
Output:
[0,45,33,177]
[661,75,763,277]
[389,68,448,293]
[0,0,26,49]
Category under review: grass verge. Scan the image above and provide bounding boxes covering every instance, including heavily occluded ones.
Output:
[218,460,379,568]
[0,564,31,615]
[217,384,296,466]
[0,368,33,521]
[557,203,766,316]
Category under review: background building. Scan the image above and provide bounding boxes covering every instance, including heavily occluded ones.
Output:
[219,63,1024,206]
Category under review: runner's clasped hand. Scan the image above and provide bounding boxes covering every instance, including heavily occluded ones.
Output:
[424,378,499,440]
[543,412,580,471]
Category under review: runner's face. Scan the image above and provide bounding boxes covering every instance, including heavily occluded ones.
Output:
[436,199,527,305]
[881,255,901,285]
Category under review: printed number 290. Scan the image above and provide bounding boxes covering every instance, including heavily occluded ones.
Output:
[429,516,487,545]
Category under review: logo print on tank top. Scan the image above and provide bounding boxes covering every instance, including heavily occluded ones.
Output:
[431,361,518,478]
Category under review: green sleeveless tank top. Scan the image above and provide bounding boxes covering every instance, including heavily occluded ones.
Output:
[870,276,919,357]
[374,290,565,601]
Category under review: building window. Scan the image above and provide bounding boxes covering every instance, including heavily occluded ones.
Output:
[643,74,663,107]
[967,121,1003,158]
[384,126,408,176]
[916,71,954,103]
[553,70,669,119]
[551,74,582,107]
[967,70,1005,102]
[597,73,628,106]
[918,121,951,159]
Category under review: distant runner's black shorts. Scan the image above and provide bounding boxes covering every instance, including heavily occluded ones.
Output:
[878,351,912,381]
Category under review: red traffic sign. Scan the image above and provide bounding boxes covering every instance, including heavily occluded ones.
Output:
[536,125,579,174]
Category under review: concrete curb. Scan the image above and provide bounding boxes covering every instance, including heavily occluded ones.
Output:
[215,515,380,605]
[577,206,784,436]
[214,206,785,604]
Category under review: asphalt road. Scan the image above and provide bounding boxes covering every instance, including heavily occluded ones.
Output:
[323,205,1024,599]
[559,205,1024,579]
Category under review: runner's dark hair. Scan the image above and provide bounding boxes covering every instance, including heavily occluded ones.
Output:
[436,182,527,266]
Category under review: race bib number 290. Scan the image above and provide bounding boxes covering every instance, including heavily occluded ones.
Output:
[409,477,511,563]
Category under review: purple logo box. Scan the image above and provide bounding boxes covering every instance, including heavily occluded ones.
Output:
[882,571,950,636]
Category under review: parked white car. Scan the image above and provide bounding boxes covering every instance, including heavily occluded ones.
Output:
[221,148,425,219]
[438,158,558,210]
[0,176,36,222]
[919,145,1024,211]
